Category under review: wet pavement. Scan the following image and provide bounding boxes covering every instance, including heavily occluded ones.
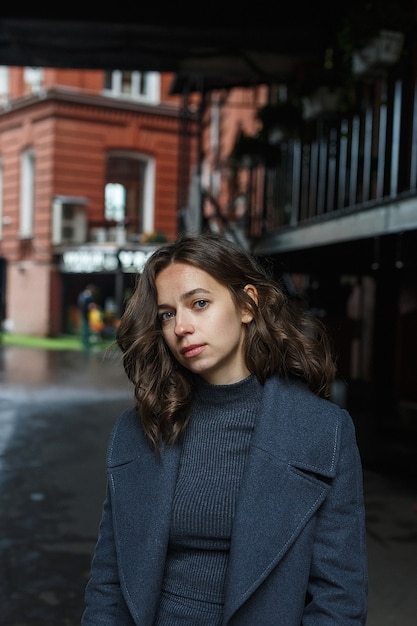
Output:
[0,345,416,625]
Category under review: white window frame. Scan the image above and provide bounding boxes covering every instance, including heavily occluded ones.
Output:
[106,150,155,234]
[142,156,155,233]
[0,158,3,239]
[0,66,9,104]
[23,67,43,93]
[19,148,36,239]
[104,183,127,222]
[104,71,160,104]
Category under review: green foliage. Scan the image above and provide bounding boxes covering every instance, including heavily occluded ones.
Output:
[1,333,115,351]
[338,0,409,57]
[256,101,304,136]
[229,132,282,167]
[142,231,168,243]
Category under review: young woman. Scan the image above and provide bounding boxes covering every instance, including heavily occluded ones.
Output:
[82,233,368,625]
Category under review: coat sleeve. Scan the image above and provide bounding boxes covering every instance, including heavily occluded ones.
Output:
[81,483,128,625]
[303,410,368,624]
[81,407,141,625]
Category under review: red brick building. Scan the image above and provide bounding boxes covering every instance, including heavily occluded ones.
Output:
[0,67,198,336]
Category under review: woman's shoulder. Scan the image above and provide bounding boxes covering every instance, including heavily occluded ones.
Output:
[106,406,150,466]
[263,377,357,473]
[265,375,345,416]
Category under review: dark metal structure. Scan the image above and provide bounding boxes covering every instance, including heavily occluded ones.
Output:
[0,5,339,79]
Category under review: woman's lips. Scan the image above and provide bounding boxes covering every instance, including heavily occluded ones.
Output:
[180,344,205,358]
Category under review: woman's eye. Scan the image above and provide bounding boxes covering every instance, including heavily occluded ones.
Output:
[194,299,208,310]
[160,311,174,322]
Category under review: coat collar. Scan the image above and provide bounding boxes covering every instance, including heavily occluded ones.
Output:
[109,377,341,623]
[223,377,340,620]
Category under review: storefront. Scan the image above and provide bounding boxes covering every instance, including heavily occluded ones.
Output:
[57,244,159,335]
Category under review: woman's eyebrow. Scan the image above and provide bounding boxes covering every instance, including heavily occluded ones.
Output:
[181,287,211,300]
[157,288,211,309]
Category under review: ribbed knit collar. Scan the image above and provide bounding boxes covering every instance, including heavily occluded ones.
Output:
[193,374,263,409]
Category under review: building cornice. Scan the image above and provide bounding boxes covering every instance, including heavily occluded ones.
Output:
[0,85,194,119]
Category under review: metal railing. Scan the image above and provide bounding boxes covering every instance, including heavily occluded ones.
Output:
[247,76,417,238]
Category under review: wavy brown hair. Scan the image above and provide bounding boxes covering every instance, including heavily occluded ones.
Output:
[117,232,337,450]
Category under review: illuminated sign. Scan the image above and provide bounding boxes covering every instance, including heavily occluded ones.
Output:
[118,249,155,273]
[60,247,157,273]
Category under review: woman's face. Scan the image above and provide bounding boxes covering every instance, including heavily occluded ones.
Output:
[155,262,255,385]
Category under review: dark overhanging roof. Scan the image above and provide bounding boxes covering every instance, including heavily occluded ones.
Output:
[0,2,413,92]
[0,3,344,90]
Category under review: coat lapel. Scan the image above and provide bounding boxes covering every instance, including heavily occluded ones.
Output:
[223,377,340,621]
[108,413,181,624]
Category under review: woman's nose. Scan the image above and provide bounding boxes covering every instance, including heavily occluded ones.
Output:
[174,314,194,336]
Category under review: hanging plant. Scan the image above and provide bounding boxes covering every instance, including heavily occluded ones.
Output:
[351,29,405,76]
[142,231,168,243]
[337,0,410,76]
[256,100,304,141]
[297,48,356,119]
[229,131,282,167]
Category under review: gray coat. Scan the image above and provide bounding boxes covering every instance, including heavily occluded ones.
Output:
[82,377,368,625]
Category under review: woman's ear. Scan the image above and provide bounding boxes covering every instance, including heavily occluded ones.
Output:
[241,284,258,323]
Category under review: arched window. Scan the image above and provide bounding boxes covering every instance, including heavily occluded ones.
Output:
[105,152,155,242]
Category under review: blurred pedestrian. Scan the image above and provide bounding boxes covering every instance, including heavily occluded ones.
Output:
[88,302,104,342]
[77,284,94,349]
[82,233,368,625]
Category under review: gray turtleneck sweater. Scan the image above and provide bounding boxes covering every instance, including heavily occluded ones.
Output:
[154,374,263,625]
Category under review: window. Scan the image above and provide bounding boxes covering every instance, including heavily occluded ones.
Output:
[105,152,155,241]
[19,149,35,238]
[104,71,160,104]
[0,158,3,239]
[52,197,88,245]
[24,67,43,93]
[0,66,8,104]
[105,183,127,222]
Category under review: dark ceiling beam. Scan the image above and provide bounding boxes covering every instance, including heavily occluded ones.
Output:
[0,0,341,82]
